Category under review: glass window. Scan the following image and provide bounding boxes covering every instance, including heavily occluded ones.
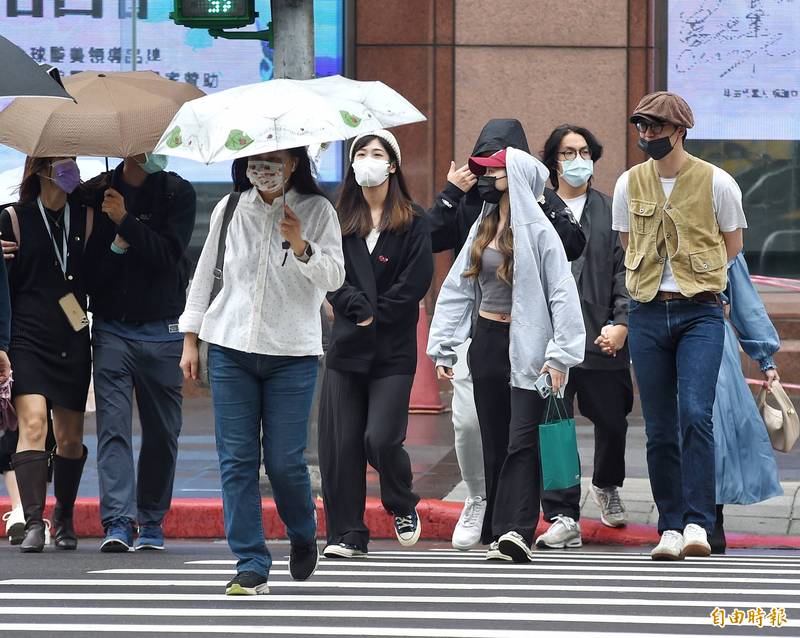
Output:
[666,0,800,277]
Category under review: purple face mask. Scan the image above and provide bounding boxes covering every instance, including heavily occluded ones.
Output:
[50,159,81,194]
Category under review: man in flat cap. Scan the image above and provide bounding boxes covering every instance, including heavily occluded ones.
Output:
[611,91,747,561]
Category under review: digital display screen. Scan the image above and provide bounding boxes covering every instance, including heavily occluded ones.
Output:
[181,0,248,17]
[667,0,800,140]
[0,0,345,197]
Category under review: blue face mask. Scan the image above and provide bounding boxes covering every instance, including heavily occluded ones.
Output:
[560,157,593,188]
[138,153,169,174]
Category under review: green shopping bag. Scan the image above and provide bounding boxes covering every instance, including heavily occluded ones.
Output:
[538,395,581,490]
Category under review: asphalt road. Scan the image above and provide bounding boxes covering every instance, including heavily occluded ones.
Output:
[0,540,798,637]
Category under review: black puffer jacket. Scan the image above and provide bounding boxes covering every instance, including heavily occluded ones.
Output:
[427,118,585,259]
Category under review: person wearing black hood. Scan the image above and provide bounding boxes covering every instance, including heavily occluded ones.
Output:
[426,119,585,550]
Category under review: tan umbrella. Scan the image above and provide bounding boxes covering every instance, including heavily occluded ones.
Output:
[0,71,204,158]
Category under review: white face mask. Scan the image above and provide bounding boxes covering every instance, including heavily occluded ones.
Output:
[352,157,390,188]
[246,160,285,193]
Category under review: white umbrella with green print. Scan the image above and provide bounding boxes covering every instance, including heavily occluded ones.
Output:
[153,75,426,164]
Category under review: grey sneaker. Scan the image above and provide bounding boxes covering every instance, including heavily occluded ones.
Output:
[591,485,627,528]
[485,540,512,561]
[535,515,582,549]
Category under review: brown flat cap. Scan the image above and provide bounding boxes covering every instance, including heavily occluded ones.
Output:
[630,91,694,128]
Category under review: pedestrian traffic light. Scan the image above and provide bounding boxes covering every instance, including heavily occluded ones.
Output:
[171,0,257,29]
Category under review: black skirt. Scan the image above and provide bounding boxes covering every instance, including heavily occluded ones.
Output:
[10,344,90,412]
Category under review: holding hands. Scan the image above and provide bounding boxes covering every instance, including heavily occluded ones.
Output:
[595,324,628,358]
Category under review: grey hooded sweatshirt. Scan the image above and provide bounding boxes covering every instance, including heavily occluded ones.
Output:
[426,148,585,390]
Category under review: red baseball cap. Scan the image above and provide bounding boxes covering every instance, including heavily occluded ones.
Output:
[468,149,507,175]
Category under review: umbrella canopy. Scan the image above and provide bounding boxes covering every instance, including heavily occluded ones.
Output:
[0,71,204,158]
[0,35,73,101]
[153,75,426,164]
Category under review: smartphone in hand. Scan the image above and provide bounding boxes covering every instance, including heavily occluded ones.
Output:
[534,372,552,399]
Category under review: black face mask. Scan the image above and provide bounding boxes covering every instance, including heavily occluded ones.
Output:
[637,135,674,160]
[477,176,504,204]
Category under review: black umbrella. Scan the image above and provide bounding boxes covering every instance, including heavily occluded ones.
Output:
[0,35,73,100]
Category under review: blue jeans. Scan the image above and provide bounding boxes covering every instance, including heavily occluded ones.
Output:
[209,345,318,577]
[627,298,724,535]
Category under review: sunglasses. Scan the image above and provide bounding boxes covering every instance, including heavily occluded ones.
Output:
[634,120,670,135]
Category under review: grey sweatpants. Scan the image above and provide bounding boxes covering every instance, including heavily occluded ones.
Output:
[452,339,485,499]
[92,330,183,528]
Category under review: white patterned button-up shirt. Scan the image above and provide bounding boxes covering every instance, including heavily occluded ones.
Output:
[179,187,345,356]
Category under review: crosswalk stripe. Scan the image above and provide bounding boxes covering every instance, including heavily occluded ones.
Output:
[2,579,796,596]
[0,606,759,625]
[91,562,800,575]
[78,568,800,584]
[0,624,694,637]
[427,548,800,559]
[187,555,800,566]
[1,592,798,608]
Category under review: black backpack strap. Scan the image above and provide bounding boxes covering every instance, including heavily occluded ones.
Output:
[210,192,241,304]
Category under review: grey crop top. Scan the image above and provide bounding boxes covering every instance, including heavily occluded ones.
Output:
[479,247,512,314]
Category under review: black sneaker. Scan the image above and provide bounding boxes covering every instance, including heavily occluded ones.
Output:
[394,509,421,547]
[323,543,367,558]
[289,542,319,581]
[225,571,269,596]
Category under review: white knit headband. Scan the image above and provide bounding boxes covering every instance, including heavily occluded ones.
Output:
[349,129,402,166]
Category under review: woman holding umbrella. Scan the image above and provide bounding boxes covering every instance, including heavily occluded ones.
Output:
[179,146,345,596]
[1,156,93,552]
[319,130,433,558]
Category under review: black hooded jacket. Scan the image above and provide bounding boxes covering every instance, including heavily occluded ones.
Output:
[427,119,585,259]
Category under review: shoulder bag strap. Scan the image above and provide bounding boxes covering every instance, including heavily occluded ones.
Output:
[3,206,20,250]
[209,191,241,305]
[85,206,94,247]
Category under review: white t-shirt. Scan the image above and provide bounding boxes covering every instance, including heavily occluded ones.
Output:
[611,165,747,292]
[366,228,380,254]
[561,193,588,224]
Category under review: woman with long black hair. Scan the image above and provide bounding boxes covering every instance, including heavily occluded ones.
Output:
[179,147,344,595]
[1,156,93,553]
[320,130,433,558]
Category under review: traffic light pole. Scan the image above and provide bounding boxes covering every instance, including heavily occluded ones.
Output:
[271,0,314,80]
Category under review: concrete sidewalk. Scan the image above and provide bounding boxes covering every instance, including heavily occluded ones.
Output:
[444,478,800,537]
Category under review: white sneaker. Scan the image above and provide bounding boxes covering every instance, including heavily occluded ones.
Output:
[322,543,367,559]
[485,540,512,561]
[651,530,685,561]
[683,524,711,557]
[498,531,534,563]
[535,515,583,549]
[451,496,486,551]
[2,507,25,545]
[43,519,51,546]
[591,485,627,528]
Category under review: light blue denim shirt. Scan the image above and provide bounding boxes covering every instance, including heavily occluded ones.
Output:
[725,253,780,371]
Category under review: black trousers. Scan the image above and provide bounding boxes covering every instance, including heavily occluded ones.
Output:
[541,366,633,521]
[318,369,419,551]
[470,317,547,546]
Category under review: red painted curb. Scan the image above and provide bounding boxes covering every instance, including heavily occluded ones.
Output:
[2,497,798,549]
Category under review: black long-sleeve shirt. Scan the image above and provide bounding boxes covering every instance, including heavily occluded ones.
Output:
[327,208,433,377]
[80,164,196,323]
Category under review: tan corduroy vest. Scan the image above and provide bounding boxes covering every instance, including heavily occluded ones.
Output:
[624,154,727,302]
